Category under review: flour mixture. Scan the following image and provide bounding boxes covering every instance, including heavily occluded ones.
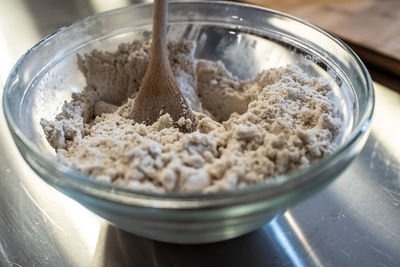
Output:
[41,40,342,193]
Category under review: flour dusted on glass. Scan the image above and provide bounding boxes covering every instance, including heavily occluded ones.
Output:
[41,40,342,193]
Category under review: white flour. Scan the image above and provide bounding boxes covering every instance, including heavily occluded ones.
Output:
[41,40,342,193]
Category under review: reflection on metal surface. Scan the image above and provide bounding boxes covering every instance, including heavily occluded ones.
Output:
[284,212,323,267]
[269,218,305,267]
[0,31,14,84]
[0,1,399,266]
[0,0,40,82]
[57,194,102,255]
[20,182,70,235]
[18,168,103,265]
[372,85,400,159]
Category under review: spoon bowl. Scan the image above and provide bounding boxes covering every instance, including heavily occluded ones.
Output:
[130,0,194,130]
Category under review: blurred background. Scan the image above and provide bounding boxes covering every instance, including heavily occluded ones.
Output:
[1,0,399,88]
[237,0,400,83]
[0,1,399,267]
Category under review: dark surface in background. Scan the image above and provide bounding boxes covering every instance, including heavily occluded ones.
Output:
[20,0,147,36]
[366,63,400,93]
[0,1,399,267]
[23,0,92,34]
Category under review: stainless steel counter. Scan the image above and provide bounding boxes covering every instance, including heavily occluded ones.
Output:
[1,1,399,266]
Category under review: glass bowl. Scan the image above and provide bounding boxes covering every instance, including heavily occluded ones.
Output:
[3,1,374,244]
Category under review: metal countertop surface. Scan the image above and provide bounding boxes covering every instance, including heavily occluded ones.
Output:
[0,1,399,266]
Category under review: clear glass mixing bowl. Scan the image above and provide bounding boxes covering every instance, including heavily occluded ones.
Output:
[3,1,374,243]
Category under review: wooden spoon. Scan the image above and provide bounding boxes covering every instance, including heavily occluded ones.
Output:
[130,0,194,131]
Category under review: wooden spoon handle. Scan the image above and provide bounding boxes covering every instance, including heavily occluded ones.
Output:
[151,0,168,64]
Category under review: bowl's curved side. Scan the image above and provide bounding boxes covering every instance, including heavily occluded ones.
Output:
[49,156,355,244]
[15,127,367,243]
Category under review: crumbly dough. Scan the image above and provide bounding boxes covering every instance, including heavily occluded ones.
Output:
[41,40,342,193]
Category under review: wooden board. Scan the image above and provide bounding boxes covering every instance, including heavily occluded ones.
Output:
[235,0,400,76]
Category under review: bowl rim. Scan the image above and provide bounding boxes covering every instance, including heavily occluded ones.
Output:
[2,0,374,208]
